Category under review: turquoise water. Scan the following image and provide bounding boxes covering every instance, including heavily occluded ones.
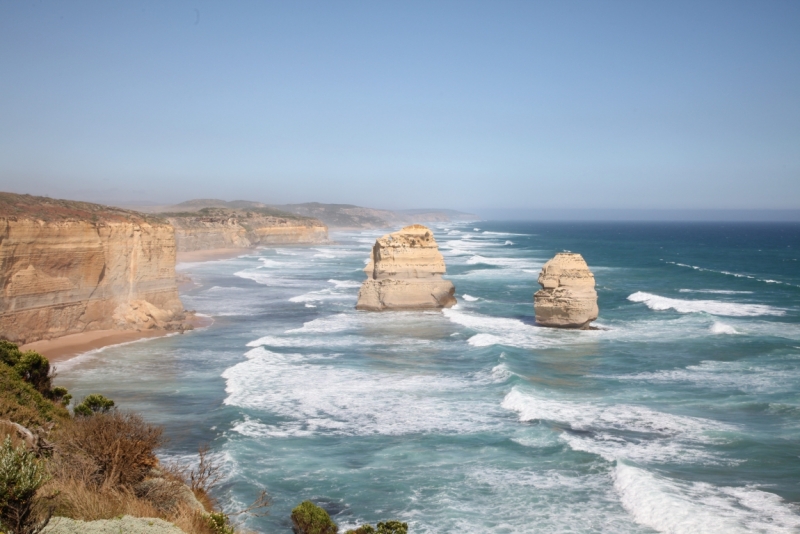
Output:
[57,222,800,533]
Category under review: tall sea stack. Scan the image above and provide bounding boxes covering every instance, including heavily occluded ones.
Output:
[356,224,456,311]
[534,252,598,329]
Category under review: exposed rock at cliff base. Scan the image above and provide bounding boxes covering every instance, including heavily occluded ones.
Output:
[356,224,456,310]
[533,252,598,329]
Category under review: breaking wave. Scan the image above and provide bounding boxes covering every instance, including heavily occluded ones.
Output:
[627,292,784,317]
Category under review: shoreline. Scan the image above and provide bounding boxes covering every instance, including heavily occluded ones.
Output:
[20,315,214,364]
[176,248,249,263]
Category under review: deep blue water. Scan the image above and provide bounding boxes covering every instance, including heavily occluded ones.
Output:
[57,222,800,533]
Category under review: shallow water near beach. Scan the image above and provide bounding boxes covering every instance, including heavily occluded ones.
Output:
[56,222,800,533]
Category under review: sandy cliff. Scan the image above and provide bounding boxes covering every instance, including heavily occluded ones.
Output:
[0,193,186,344]
[356,224,456,310]
[166,208,327,252]
[533,252,598,329]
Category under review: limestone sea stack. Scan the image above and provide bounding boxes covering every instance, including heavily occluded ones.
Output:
[533,252,598,329]
[356,224,456,311]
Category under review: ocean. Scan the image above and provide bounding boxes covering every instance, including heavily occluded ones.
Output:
[56,221,800,533]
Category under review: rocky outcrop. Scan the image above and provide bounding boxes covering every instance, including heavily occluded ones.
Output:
[166,208,327,252]
[533,252,598,329]
[356,225,456,311]
[0,193,187,344]
[42,515,184,534]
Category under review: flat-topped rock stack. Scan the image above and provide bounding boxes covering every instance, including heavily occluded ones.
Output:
[534,252,598,329]
[356,224,456,311]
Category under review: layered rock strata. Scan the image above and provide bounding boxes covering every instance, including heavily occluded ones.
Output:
[356,224,456,310]
[166,208,327,252]
[0,193,187,344]
[533,252,598,329]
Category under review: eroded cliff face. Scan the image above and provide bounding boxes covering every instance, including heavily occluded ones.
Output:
[0,194,186,344]
[356,224,456,311]
[167,210,328,252]
[533,252,598,329]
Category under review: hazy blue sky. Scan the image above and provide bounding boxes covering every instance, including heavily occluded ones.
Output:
[1,1,798,212]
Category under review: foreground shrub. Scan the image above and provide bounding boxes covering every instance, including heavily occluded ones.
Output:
[346,520,408,534]
[206,511,235,534]
[55,411,163,488]
[0,436,52,534]
[0,341,23,368]
[13,352,52,394]
[0,364,68,428]
[291,500,338,534]
[72,394,114,417]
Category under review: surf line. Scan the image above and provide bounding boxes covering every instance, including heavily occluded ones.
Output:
[663,261,800,289]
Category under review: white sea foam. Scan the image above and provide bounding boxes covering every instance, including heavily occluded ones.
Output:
[288,287,354,303]
[285,313,357,334]
[614,463,800,534]
[502,388,733,464]
[679,289,754,295]
[445,308,584,349]
[223,347,501,436]
[274,248,297,255]
[667,262,800,288]
[327,279,362,289]
[710,321,739,335]
[462,294,479,302]
[610,358,800,394]
[414,466,640,534]
[627,292,784,317]
[504,240,514,245]
[466,255,536,268]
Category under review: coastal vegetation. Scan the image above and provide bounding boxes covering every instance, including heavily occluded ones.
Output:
[0,341,266,534]
[290,501,408,534]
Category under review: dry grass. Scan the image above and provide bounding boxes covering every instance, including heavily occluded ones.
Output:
[53,411,163,489]
[42,476,219,534]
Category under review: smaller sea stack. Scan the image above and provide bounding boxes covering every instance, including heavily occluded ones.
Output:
[534,252,598,329]
[356,224,456,311]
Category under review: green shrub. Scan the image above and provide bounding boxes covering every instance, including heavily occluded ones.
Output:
[0,363,68,427]
[346,520,407,534]
[73,394,115,417]
[205,511,235,534]
[13,352,52,394]
[48,387,71,406]
[291,500,338,534]
[376,521,408,534]
[0,436,52,533]
[0,341,22,368]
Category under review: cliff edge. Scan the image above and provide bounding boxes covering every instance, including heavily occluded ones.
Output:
[356,224,456,310]
[165,207,328,252]
[0,193,186,344]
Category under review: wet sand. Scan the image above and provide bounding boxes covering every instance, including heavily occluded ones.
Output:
[20,315,214,364]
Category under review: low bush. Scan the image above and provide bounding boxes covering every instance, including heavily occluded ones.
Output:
[0,363,68,428]
[345,520,408,534]
[54,411,163,488]
[291,500,338,534]
[72,394,114,417]
[0,436,52,534]
[206,511,235,534]
[13,352,52,394]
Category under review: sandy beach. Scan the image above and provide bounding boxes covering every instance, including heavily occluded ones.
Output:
[20,315,214,364]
